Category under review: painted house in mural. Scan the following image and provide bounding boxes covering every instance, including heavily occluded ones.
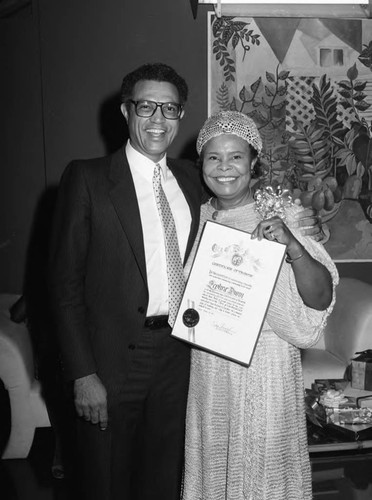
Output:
[281,18,372,130]
[210,16,372,128]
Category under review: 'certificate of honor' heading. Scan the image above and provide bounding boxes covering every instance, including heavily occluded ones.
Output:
[172,220,286,366]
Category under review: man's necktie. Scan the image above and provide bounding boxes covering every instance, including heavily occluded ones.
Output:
[153,164,185,327]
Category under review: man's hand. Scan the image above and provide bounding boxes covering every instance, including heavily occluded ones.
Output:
[292,205,325,242]
[74,373,108,430]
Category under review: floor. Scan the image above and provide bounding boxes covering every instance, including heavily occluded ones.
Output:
[0,429,78,500]
[1,428,372,499]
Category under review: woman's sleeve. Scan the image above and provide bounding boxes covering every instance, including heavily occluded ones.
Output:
[265,207,339,349]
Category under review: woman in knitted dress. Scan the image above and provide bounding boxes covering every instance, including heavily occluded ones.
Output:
[182,111,339,500]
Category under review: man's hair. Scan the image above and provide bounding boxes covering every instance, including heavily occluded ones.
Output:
[120,62,188,105]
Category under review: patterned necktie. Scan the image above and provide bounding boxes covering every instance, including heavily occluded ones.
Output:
[153,163,185,326]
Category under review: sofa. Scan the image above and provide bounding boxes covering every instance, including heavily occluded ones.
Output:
[302,277,372,391]
[0,294,50,459]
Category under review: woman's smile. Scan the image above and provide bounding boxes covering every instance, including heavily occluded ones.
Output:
[202,134,257,209]
[214,176,237,183]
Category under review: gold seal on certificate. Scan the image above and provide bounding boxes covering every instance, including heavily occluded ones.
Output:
[171,221,286,366]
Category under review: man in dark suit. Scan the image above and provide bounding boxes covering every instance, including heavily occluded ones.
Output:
[49,62,321,500]
[49,63,202,500]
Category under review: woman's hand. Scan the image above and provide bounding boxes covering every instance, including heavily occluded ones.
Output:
[251,216,303,258]
[251,216,332,311]
[293,207,325,242]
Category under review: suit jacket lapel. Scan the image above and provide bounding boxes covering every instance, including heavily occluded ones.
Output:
[108,148,147,285]
[108,151,201,284]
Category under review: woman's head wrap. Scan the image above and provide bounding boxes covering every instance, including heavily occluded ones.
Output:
[196,110,263,156]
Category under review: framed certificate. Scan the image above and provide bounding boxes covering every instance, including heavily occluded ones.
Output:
[172,220,286,365]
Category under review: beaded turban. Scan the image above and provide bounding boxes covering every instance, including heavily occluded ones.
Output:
[196,110,263,156]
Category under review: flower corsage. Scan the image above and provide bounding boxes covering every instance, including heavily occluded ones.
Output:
[254,185,293,221]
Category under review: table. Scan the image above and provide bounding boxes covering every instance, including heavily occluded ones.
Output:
[307,384,372,453]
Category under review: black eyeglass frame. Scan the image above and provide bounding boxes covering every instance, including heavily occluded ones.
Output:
[128,99,183,120]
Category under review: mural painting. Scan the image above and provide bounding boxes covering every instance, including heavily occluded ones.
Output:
[208,13,372,260]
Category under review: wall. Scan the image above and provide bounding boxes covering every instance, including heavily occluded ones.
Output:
[0,5,45,293]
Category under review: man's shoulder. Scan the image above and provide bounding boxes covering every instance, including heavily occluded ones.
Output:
[168,157,200,180]
[62,148,125,179]
[68,148,123,169]
[168,157,203,206]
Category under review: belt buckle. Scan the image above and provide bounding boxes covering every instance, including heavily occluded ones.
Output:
[148,317,156,328]
[145,316,168,329]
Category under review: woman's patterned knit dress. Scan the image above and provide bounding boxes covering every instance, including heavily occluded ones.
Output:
[182,200,339,500]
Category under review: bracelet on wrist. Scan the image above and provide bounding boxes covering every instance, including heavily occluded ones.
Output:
[285,252,304,264]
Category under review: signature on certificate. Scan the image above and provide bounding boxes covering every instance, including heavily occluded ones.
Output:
[213,322,236,336]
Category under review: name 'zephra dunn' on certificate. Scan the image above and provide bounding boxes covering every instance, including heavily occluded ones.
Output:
[172,220,286,366]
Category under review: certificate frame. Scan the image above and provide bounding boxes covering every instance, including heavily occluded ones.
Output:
[172,220,286,366]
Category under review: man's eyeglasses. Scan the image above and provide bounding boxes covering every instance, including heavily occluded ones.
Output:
[129,100,183,120]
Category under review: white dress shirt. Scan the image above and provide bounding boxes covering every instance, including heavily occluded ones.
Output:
[126,141,192,316]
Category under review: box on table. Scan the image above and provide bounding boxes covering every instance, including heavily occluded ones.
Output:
[325,406,372,442]
[351,350,372,391]
[326,406,372,425]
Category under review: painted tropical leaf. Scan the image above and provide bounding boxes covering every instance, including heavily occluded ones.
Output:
[333,127,359,176]
[273,101,286,111]
[356,161,365,178]
[265,86,274,97]
[338,81,352,91]
[272,117,285,128]
[339,89,352,100]
[311,74,344,139]
[212,16,233,36]
[216,82,230,110]
[278,70,290,80]
[230,97,238,111]
[347,63,358,81]
[222,26,234,45]
[251,77,262,94]
[353,133,372,168]
[232,22,249,31]
[355,100,371,112]
[289,119,332,180]
[353,91,368,102]
[358,41,372,70]
[239,85,251,102]
[211,16,259,83]
[354,81,367,92]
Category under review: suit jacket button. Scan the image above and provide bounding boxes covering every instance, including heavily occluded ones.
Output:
[128,344,136,350]
[138,306,145,314]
